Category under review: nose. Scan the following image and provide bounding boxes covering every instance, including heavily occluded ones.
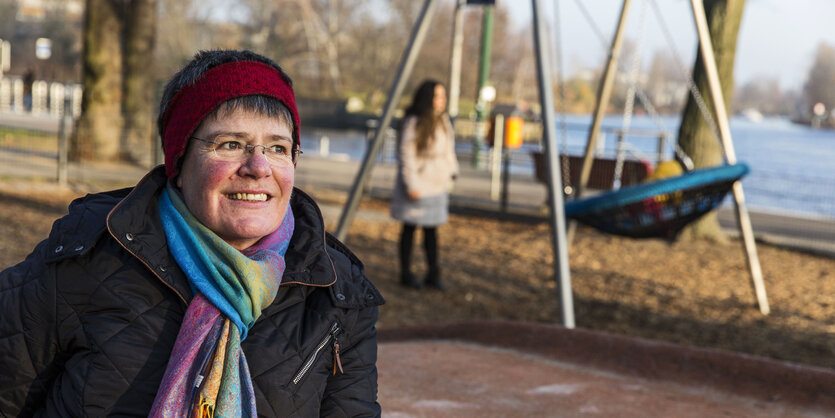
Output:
[238,147,272,178]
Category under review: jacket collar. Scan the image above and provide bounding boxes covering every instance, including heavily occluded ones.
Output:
[282,187,337,287]
[106,166,336,305]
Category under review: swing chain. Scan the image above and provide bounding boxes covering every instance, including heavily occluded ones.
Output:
[574,0,718,167]
[647,0,722,143]
[614,0,649,189]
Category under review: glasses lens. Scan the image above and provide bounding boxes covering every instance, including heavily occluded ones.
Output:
[212,140,245,160]
[198,137,299,165]
[262,144,295,165]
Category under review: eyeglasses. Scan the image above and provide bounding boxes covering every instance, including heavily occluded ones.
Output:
[190,136,302,165]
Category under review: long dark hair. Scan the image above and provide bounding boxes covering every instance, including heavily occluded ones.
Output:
[404,79,446,154]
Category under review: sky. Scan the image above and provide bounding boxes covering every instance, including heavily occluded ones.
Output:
[505,0,835,91]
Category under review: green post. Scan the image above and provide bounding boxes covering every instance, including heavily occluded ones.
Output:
[472,5,494,168]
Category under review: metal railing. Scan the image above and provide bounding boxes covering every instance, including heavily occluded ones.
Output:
[0,76,82,117]
[2,112,832,257]
[0,109,73,185]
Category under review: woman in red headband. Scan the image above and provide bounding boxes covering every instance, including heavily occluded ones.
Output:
[0,50,383,417]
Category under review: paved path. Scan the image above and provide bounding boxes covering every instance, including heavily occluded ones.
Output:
[1,148,832,256]
[378,321,835,417]
[0,111,60,132]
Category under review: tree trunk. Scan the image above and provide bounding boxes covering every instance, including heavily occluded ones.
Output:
[676,0,745,242]
[122,0,158,166]
[72,0,123,161]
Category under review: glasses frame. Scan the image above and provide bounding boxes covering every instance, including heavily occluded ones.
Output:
[189,136,302,165]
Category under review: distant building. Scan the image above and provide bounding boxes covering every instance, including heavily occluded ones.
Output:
[2,0,84,81]
[16,0,83,22]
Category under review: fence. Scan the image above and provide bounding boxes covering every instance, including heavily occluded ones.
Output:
[0,76,82,117]
[0,109,74,185]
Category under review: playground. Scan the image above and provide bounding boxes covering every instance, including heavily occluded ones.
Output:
[2,178,834,372]
[1,0,833,413]
[2,177,835,415]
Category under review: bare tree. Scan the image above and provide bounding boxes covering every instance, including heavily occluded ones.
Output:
[340,14,403,108]
[676,0,745,242]
[122,0,158,165]
[239,0,363,98]
[73,0,123,161]
[802,42,835,119]
[155,0,216,76]
[734,77,787,116]
[74,0,157,163]
[646,50,687,113]
[303,0,348,95]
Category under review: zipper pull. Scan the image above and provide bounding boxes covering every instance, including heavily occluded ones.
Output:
[333,337,344,376]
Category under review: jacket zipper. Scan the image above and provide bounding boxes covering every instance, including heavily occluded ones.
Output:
[292,321,341,385]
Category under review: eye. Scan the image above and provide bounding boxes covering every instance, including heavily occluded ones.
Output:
[266,144,289,155]
[217,140,244,151]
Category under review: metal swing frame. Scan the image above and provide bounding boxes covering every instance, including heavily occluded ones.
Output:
[334,0,768,329]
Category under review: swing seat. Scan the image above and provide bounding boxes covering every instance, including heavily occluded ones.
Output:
[564,163,749,239]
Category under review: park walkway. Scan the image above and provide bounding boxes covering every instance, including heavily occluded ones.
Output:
[377,321,835,417]
[0,148,833,256]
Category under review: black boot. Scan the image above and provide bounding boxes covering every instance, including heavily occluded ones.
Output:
[399,224,421,289]
[424,267,444,291]
[422,227,444,290]
[400,271,422,289]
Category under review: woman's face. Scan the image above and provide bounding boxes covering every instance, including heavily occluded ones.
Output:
[433,84,447,113]
[176,108,295,250]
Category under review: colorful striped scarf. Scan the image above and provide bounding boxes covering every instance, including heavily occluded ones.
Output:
[151,185,294,417]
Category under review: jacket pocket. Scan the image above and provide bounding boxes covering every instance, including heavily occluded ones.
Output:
[291,321,342,385]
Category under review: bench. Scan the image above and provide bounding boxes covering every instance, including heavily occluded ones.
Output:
[531,152,652,190]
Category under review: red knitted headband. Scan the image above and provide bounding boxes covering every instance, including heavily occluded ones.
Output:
[161,60,301,179]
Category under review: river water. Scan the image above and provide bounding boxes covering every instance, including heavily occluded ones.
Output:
[301,114,835,221]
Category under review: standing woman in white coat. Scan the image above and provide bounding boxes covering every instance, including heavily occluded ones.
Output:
[391,80,459,290]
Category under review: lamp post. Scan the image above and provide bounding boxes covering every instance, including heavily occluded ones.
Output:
[472,4,494,168]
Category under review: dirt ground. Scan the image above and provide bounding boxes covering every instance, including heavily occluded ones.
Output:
[1,182,834,370]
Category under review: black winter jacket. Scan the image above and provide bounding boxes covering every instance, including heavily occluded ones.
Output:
[0,167,384,417]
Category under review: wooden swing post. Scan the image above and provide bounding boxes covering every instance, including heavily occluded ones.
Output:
[690,0,769,314]
[568,0,633,243]
[564,0,769,315]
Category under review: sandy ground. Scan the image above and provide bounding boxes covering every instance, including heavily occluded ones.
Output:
[1,181,834,370]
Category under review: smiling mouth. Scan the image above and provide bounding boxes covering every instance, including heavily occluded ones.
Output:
[227,193,269,202]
